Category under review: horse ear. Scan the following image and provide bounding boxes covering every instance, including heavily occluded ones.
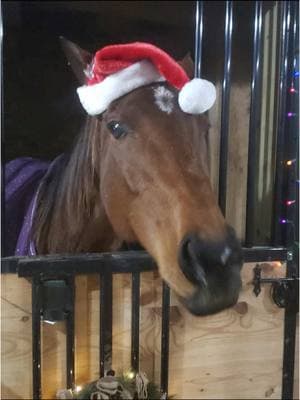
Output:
[60,36,93,84]
[178,53,195,79]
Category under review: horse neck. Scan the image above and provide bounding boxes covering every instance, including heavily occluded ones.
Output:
[34,117,119,254]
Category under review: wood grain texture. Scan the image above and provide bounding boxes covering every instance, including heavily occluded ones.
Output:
[74,275,100,386]
[166,262,286,399]
[1,263,298,399]
[1,275,32,399]
[208,81,251,243]
[41,321,66,399]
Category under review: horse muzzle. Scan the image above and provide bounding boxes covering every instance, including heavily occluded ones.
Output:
[178,227,243,315]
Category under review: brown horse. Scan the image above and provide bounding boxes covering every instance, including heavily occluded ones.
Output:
[33,39,243,316]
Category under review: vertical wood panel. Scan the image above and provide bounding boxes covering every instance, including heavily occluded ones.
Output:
[1,275,32,399]
[74,275,100,387]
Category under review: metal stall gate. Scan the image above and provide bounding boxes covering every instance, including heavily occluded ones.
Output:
[1,1,299,399]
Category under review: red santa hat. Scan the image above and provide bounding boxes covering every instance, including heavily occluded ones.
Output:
[77,42,216,116]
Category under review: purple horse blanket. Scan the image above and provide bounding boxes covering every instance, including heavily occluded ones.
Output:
[3,157,62,256]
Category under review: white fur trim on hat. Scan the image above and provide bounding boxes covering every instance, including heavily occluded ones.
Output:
[178,78,216,114]
[77,60,165,116]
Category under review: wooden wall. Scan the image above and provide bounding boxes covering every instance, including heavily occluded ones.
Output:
[1,262,299,399]
[207,3,280,245]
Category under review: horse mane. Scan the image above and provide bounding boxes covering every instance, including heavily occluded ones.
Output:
[33,116,101,253]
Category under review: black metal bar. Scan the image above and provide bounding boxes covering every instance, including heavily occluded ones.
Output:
[245,1,263,247]
[282,246,298,400]
[1,256,20,273]
[100,272,113,377]
[32,276,42,400]
[160,282,170,396]
[194,0,203,78]
[242,247,287,262]
[66,275,75,390]
[282,308,298,399]
[9,247,288,277]
[131,272,140,371]
[16,251,156,277]
[218,0,233,215]
[272,1,290,246]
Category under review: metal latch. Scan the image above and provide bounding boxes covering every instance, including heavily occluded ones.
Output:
[253,264,299,311]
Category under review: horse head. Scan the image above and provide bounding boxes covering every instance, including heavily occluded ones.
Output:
[57,39,243,315]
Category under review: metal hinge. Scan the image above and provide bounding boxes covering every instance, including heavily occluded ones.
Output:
[253,264,299,311]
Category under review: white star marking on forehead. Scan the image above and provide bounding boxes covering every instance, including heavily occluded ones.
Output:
[153,86,175,114]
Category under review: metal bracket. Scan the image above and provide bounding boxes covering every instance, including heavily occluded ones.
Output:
[253,264,299,311]
[39,279,74,323]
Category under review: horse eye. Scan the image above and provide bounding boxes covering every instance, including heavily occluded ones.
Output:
[107,121,128,139]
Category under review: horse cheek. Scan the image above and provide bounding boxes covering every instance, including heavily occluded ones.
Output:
[100,172,137,243]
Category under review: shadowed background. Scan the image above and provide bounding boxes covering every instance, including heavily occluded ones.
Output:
[3,1,253,161]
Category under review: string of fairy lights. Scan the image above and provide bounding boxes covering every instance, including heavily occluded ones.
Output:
[279,55,299,237]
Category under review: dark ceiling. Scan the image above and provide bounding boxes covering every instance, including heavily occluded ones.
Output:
[3,1,262,160]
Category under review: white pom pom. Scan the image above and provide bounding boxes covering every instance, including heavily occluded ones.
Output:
[178,78,216,114]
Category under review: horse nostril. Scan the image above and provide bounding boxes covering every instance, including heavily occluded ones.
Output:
[179,235,208,287]
[179,232,243,286]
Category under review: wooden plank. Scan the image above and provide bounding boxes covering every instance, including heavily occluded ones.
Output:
[1,275,32,399]
[74,275,100,387]
[139,271,162,384]
[41,321,66,400]
[111,274,132,374]
[255,4,278,245]
[1,262,298,399]
[208,81,251,242]
[167,262,287,399]
[226,84,251,242]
